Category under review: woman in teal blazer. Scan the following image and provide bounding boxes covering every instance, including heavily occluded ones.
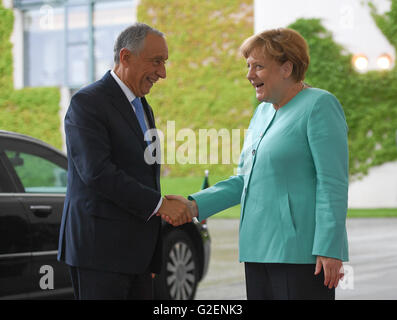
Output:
[164,28,349,300]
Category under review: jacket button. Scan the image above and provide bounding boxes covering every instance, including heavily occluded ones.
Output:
[252,149,256,156]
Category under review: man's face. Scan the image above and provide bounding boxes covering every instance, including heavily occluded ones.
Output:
[122,33,168,97]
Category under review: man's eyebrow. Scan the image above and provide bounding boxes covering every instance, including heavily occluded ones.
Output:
[149,55,168,60]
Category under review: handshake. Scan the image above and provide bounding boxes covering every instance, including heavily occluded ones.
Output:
[156,195,198,226]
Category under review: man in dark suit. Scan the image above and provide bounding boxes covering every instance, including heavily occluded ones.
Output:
[57,23,193,299]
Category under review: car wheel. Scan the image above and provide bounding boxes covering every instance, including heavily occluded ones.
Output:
[154,229,199,300]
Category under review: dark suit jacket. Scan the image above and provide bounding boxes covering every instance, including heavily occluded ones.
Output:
[57,70,163,275]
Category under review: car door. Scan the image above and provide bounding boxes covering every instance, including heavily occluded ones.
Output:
[0,137,72,299]
[0,149,32,299]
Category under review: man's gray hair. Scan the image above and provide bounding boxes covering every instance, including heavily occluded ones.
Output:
[113,22,164,64]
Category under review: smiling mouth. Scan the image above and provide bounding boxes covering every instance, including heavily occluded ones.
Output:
[255,83,264,88]
[147,78,157,85]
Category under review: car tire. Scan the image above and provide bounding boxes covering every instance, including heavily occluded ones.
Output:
[154,229,199,300]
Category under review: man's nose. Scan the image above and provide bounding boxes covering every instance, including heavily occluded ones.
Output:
[157,63,166,79]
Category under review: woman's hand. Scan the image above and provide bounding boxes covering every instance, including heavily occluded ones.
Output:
[314,256,344,289]
[164,195,198,219]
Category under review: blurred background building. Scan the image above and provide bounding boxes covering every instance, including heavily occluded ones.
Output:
[10,0,137,89]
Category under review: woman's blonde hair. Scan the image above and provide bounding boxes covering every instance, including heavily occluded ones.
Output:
[240,28,310,82]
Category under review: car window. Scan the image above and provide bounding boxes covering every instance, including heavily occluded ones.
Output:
[4,150,67,194]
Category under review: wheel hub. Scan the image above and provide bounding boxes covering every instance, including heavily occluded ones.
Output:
[166,241,196,299]
[176,264,186,282]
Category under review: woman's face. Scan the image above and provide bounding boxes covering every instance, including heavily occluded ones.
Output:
[246,47,287,103]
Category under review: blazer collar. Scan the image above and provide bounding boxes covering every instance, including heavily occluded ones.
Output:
[100,70,155,150]
[110,69,136,103]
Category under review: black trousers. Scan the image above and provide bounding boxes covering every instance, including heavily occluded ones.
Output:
[69,266,153,300]
[244,262,335,300]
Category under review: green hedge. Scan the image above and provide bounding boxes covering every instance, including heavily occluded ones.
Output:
[0,3,62,150]
[138,0,254,177]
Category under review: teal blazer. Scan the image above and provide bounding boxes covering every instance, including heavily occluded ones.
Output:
[189,88,349,264]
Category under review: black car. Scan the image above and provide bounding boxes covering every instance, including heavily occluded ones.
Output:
[0,130,210,300]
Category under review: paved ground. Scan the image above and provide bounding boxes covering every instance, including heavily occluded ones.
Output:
[195,218,397,300]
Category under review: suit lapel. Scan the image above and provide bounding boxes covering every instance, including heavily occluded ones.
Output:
[101,71,147,150]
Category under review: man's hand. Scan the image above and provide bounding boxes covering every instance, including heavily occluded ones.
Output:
[314,256,344,289]
[156,195,197,226]
[166,195,198,218]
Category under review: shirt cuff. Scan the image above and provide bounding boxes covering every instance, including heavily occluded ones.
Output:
[147,197,163,221]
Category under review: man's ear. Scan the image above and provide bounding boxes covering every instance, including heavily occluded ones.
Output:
[119,48,134,67]
[281,60,293,79]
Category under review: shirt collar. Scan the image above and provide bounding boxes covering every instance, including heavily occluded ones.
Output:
[110,69,137,103]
